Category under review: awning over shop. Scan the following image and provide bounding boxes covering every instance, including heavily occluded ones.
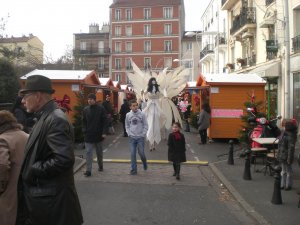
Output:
[250,61,281,78]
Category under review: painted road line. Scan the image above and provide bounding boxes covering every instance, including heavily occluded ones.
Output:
[96,159,208,165]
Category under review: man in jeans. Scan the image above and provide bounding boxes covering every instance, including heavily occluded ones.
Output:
[82,93,106,177]
[125,100,148,175]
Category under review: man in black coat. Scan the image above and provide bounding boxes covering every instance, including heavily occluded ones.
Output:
[119,99,130,137]
[102,94,114,134]
[16,75,83,225]
[82,93,106,177]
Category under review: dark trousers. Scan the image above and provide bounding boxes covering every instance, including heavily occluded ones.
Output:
[184,119,190,132]
[173,163,181,175]
[199,129,207,144]
[122,122,127,136]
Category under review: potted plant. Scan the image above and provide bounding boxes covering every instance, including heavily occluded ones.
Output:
[226,63,234,70]
[236,58,246,66]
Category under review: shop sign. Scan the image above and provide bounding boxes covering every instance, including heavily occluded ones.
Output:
[211,109,243,118]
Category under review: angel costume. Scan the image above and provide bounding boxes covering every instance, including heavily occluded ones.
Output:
[143,86,166,146]
[126,60,190,146]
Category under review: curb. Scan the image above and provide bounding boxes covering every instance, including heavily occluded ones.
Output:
[102,158,209,165]
[209,163,271,225]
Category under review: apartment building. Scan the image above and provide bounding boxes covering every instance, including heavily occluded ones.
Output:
[219,0,300,121]
[110,0,185,84]
[73,24,110,77]
[180,34,201,81]
[0,34,43,66]
[200,0,228,74]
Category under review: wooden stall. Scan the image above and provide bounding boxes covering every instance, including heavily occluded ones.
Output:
[20,69,101,122]
[198,73,266,139]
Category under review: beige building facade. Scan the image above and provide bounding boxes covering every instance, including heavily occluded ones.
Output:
[0,34,44,66]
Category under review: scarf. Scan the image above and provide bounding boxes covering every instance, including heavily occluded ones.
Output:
[174,131,181,141]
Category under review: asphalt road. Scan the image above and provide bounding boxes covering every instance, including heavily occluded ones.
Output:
[74,124,257,225]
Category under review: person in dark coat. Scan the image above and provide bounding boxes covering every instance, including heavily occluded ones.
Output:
[11,96,34,133]
[102,95,114,135]
[197,103,211,144]
[167,122,186,180]
[82,93,107,176]
[16,75,83,225]
[119,99,130,137]
[277,118,298,191]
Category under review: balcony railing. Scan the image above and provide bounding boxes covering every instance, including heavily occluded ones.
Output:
[292,35,300,54]
[200,44,214,59]
[74,47,110,55]
[238,55,256,67]
[266,0,275,7]
[230,7,256,35]
[215,33,227,46]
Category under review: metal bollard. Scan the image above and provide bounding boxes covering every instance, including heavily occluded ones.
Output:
[243,149,252,180]
[271,165,282,204]
[228,140,234,165]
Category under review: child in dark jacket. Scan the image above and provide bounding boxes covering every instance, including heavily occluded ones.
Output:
[167,122,186,180]
[277,119,298,190]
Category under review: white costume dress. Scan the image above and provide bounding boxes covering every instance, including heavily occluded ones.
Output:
[143,90,166,146]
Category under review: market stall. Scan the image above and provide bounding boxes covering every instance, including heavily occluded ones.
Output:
[197,73,266,139]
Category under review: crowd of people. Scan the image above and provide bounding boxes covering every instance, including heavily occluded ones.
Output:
[1,74,300,225]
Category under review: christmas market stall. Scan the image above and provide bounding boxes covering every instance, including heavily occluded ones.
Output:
[20,69,101,122]
[197,73,266,139]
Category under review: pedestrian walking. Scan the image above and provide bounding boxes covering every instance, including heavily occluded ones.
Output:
[102,95,115,135]
[167,122,186,180]
[0,110,28,225]
[16,75,83,225]
[82,93,107,177]
[197,103,211,144]
[125,99,148,175]
[277,118,298,191]
[119,98,130,137]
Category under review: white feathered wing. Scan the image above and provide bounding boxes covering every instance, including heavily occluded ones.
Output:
[126,61,190,130]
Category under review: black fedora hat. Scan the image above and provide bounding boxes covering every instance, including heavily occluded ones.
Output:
[20,75,55,94]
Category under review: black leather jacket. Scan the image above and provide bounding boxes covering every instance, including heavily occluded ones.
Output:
[16,100,83,225]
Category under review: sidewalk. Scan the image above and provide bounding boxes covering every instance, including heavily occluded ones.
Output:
[209,144,300,225]
[73,123,300,224]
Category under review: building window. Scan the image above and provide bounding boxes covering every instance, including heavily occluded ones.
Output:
[80,42,86,50]
[164,40,172,52]
[126,58,132,70]
[163,7,173,19]
[184,60,193,68]
[144,58,151,70]
[144,40,151,52]
[164,24,172,35]
[125,25,132,36]
[98,41,104,53]
[125,42,132,53]
[144,24,151,36]
[144,8,151,19]
[115,9,121,21]
[116,73,121,82]
[98,57,105,69]
[125,8,132,20]
[115,26,121,37]
[115,58,121,70]
[186,42,192,51]
[115,42,121,53]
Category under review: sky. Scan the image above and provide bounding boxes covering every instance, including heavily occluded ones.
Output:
[1,0,207,61]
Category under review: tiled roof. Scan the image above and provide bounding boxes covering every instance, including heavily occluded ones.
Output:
[20,69,94,80]
[111,0,182,7]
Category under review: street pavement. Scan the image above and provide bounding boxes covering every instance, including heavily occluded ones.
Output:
[74,122,300,225]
